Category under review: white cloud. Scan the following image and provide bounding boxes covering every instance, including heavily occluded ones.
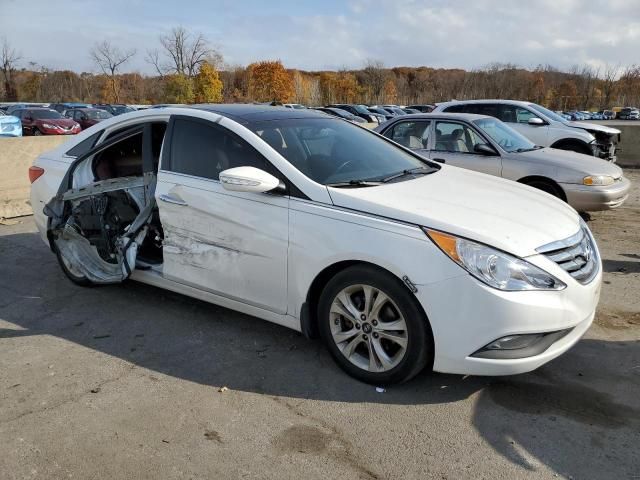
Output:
[0,0,638,73]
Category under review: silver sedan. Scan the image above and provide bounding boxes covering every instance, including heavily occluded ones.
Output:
[374,113,630,212]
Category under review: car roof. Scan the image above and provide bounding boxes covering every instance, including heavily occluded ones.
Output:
[191,103,327,123]
[384,112,493,122]
[438,99,532,107]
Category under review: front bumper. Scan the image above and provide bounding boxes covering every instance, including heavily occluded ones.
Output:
[416,256,601,376]
[561,177,631,211]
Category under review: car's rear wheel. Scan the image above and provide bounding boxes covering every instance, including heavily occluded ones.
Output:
[318,265,433,385]
[54,242,94,287]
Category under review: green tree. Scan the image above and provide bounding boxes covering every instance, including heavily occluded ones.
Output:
[193,62,223,103]
[163,74,194,103]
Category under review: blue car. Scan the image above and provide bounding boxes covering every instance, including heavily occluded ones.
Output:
[0,111,22,137]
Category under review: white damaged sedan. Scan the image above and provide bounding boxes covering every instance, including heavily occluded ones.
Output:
[30,105,601,384]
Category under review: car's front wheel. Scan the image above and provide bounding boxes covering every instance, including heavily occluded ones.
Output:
[318,265,433,385]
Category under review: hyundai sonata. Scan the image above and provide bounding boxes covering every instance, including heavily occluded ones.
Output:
[30,105,601,384]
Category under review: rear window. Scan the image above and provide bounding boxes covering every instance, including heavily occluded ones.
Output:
[32,109,63,119]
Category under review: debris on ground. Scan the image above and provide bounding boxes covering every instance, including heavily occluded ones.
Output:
[218,386,229,393]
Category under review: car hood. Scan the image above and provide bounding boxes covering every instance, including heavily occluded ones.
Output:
[565,121,621,136]
[327,166,580,258]
[515,147,624,178]
[36,118,76,127]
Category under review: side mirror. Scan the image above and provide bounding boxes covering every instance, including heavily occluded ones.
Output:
[219,166,281,193]
[528,117,545,126]
[474,143,498,156]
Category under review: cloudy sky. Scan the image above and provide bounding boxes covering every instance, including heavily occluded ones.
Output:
[1,0,639,73]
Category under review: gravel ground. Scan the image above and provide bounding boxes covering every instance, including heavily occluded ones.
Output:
[1,171,638,480]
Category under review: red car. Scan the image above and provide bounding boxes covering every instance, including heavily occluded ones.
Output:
[68,108,113,130]
[18,108,81,136]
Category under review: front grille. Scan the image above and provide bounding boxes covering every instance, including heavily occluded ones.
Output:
[536,226,599,284]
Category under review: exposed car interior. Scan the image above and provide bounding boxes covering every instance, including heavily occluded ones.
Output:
[46,122,168,283]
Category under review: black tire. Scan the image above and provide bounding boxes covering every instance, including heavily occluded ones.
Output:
[523,179,564,200]
[318,265,433,385]
[54,241,94,287]
[33,128,43,136]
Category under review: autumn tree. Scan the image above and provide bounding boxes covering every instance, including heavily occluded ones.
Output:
[193,61,223,103]
[163,74,194,103]
[247,60,294,102]
[383,79,398,104]
[556,80,579,110]
[90,40,135,102]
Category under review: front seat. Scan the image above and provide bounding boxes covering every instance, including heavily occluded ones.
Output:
[451,129,469,152]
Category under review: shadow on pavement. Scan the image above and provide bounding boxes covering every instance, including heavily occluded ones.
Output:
[602,258,640,274]
[2,231,639,478]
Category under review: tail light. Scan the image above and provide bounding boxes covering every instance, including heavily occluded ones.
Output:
[29,166,45,183]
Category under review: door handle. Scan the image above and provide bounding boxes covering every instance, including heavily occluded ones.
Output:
[159,194,188,206]
[432,158,446,164]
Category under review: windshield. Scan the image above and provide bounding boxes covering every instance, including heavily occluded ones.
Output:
[86,109,113,119]
[113,106,134,114]
[32,109,63,119]
[352,105,370,115]
[474,118,537,152]
[528,103,567,123]
[248,118,431,185]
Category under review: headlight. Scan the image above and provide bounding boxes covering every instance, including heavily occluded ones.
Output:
[583,175,614,186]
[42,123,57,129]
[424,229,566,291]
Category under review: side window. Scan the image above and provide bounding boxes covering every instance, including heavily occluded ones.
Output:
[434,122,485,154]
[65,131,102,157]
[168,118,267,180]
[473,104,500,118]
[515,107,538,123]
[443,104,466,113]
[73,111,81,121]
[384,121,430,149]
[497,105,540,124]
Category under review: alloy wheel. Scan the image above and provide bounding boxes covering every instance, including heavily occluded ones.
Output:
[329,284,408,372]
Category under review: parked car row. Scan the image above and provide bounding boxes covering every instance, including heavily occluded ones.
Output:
[30,104,608,385]
[431,100,621,162]
[617,107,640,120]
[0,104,125,136]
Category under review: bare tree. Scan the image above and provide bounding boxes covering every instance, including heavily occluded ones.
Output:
[601,64,620,109]
[90,40,136,102]
[361,59,387,104]
[1,37,21,101]
[147,26,220,78]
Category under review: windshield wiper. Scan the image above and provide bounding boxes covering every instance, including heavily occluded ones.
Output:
[380,166,436,183]
[326,179,384,188]
[515,146,543,153]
